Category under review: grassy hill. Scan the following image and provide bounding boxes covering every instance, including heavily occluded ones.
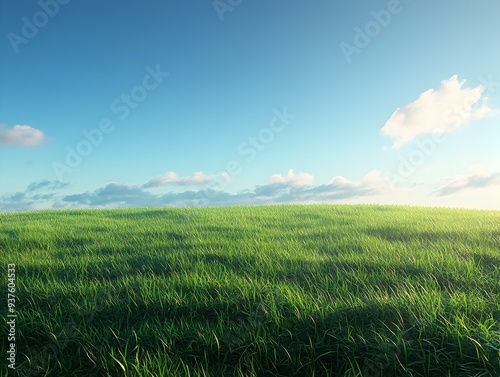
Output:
[1,205,499,376]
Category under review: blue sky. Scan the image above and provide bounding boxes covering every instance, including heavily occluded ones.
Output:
[1,0,500,211]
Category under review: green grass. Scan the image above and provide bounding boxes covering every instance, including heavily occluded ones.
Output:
[1,204,499,376]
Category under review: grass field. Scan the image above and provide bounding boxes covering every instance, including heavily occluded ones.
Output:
[1,204,499,376]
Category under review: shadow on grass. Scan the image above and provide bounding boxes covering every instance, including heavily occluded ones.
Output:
[55,236,93,250]
[20,252,175,287]
[472,253,500,271]
[17,291,499,377]
[364,227,465,244]
[0,228,20,238]
[365,227,500,250]
[102,209,193,222]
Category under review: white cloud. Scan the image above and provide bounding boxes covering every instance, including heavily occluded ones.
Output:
[434,167,500,197]
[253,169,392,202]
[269,169,314,187]
[0,124,46,147]
[304,170,393,201]
[143,171,213,188]
[331,169,391,192]
[381,75,497,149]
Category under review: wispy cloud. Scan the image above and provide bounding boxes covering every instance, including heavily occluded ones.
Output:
[381,75,497,149]
[0,180,67,211]
[26,180,68,193]
[63,182,162,207]
[61,184,243,208]
[434,167,500,196]
[0,124,46,147]
[143,171,213,188]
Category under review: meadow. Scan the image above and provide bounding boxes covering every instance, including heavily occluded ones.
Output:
[1,204,499,376]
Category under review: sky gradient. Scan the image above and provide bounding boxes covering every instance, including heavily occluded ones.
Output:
[1,0,500,211]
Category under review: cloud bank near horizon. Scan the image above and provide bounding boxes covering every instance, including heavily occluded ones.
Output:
[0,170,393,211]
[2,165,499,212]
[434,167,500,197]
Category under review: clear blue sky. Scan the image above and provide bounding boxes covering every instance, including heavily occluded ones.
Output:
[1,0,500,211]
